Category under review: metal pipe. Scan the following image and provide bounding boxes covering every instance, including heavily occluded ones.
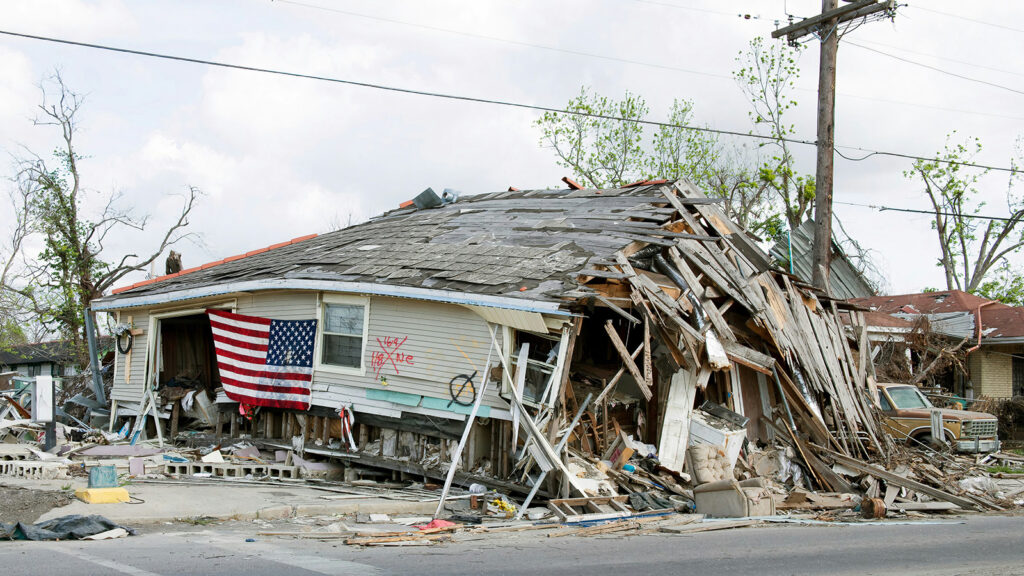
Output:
[84,308,106,403]
[772,365,797,432]
[652,253,705,329]
[787,228,794,274]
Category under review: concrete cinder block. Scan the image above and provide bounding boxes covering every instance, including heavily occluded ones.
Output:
[0,461,69,480]
[268,465,299,479]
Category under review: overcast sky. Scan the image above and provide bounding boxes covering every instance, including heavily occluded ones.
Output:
[1,0,1022,296]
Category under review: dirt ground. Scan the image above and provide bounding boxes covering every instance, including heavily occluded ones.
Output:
[0,484,73,524]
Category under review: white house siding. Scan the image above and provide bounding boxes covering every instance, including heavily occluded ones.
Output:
[110,313,150,406]
[108,290,515,420]
[236,290,317,321]
[312,295,509,419]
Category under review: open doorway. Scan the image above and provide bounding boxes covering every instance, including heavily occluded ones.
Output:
[157,314,219,394]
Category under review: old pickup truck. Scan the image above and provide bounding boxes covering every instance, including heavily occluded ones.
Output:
[876,383,1000,453]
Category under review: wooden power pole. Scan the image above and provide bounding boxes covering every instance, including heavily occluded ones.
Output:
[772,0,894,294]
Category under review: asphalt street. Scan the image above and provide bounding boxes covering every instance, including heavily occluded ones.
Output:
[1,515,1022,576]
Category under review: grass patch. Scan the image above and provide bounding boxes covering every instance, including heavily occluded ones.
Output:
[177,515,218,526]
[987,465,1023,474]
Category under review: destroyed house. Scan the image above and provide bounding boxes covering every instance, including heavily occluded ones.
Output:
[91,179,890,495]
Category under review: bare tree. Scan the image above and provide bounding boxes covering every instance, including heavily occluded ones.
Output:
[908,134,1024,300]
[1,72,200,361]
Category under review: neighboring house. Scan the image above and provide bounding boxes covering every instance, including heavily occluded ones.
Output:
[0,340,82,380]
[851,290,1024,399]
[90,180,883,484]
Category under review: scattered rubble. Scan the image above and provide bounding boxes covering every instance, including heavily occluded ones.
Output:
[2,179,1023,545]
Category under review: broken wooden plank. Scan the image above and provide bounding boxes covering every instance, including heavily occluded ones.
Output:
[593,343,644,405]
[594,294,640,325]
[604,320,653,400]
[890,501,961,512]
[659,519,758,534]
[722,342,774,375]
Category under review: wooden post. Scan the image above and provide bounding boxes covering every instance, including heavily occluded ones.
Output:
[170,401,180,439]
[771,0,896,293]
[810,0,838,293]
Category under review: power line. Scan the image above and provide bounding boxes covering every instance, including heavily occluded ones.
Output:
[835,200,1021,222]
[273,0,734,80]
[632,0,761,19]
[0,28,1019,175]
[845,40,1024,97]
[909,5,1024,35]
[277,0,1023,122]
[852,39,1024,79]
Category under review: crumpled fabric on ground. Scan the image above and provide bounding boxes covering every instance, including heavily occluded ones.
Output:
[628,491,674,512]
[0,514,136,541]
[412,518,457,530]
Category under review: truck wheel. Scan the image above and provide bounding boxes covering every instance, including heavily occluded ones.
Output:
[913,433,950,451]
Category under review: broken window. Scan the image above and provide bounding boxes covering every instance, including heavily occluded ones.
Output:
[319,295,369,372]
[509,331,561,405]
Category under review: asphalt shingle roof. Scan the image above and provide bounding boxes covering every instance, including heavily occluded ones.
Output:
[103,184,692,304]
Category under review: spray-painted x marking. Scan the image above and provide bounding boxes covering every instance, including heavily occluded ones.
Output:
[375,336,408,375]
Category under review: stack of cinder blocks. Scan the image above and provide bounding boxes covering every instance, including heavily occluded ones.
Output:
[0,460,70,479]
[163,462,299,479]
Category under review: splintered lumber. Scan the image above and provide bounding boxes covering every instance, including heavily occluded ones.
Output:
[594,294,640,324]
[345,533,450,546]
[659,519,758,534]
[604,320,653,400]
[657,368,698,473]
[722,342,775,375]
[594,343,643,405]
[819,448,979,510]
[548,513,673,538]
[890,501,960,512]
[548,495,632,523]
[258,531,352,539]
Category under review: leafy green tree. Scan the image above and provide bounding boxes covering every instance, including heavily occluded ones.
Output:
[535,87,649,189]
[907,134,1024,300]
[973,261,1024,306]
[1,73,199,363]
[734,37,815,233]
[535,88,780,236]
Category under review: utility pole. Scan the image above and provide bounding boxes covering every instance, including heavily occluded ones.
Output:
[772,0,895,294]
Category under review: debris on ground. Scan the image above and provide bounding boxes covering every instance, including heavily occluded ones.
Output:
[2,179,1023,544]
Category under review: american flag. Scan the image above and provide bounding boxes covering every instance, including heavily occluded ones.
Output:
[207,309,317,410]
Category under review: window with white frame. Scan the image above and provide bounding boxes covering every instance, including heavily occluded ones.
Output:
[319,295,369,372]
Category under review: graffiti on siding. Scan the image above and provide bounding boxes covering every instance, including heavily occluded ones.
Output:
[372,335,415,380]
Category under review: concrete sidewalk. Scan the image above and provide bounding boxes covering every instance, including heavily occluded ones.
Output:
[2,476,440,525]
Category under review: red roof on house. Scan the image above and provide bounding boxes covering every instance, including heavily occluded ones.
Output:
[977,307,1024,339]
[849,290,1009,315]
[110,234,318,295]
[851,290,1024,341]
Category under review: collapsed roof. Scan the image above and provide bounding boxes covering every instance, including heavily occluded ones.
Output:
[103,182,711,305]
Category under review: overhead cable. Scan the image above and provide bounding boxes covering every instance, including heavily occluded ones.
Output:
[0,28,1018,174]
